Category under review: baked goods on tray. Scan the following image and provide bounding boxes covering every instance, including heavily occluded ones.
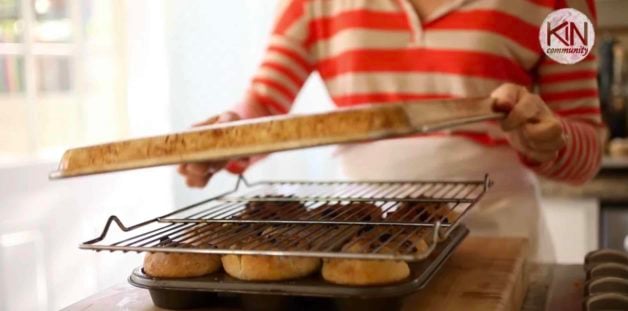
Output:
[222,248,320,281]
[143,222,227,278]
[320,202,413,285]
[238,195,304,220]
[144,198,455,285]
[144,251,222,278]
[390,200,457,224]
[222,201,383,281]
[322,201,451,285]
[322,229,412,285]
[143,232,222,278]
[222,236,322,281]
[222,198,322,281]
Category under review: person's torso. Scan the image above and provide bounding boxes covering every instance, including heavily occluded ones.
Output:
[301,0,556,140]
[305,0,553,106]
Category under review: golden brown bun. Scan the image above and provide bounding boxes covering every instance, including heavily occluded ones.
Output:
[317,202,416,285]
[387,201,456,223]
[143,252,221,278]
[385,201,458,249]
[321,227,421,286]
[322,258,410,285]
[222,205,321,281]
[222,254,320,281]
[322,239,410,285]
[240,196,305,220]
[143,224,224,278]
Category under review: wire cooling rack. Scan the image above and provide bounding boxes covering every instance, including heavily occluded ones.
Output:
[80,175,491,261]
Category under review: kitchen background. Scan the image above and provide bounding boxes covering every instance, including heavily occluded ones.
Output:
[0,0,626,310]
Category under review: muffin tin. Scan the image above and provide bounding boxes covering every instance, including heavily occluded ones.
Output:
[583,249,628,311]
[129,226,468,310]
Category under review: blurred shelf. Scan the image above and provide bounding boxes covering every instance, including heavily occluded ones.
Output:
[0,93,75,101]
[0,94,25,102]
[602,156,628,169]
[597,0,628,33]
[540,176,628,201]
[541,157,628,201]
[35,93,75,101]
[0,42,76,55]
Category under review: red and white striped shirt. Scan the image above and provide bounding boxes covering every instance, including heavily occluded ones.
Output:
[244,0,604,185]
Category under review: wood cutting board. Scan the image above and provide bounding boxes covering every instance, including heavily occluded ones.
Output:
[403,237,529,311]
[64,237,529,310]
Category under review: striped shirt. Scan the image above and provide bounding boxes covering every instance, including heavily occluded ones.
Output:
[244,0,603,185]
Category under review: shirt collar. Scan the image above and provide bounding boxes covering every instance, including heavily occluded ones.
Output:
[424,0,475,23]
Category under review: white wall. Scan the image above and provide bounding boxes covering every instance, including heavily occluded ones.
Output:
[163,0,340,207]
[0,1,176,310]
[0,162,174,310]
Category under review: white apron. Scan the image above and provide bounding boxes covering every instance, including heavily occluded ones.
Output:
[336,136,555,262]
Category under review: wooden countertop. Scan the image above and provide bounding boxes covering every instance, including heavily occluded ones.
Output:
[64,237,529,311]
[402,237,528,311]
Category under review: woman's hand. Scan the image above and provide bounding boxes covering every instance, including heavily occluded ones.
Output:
[490,83,566,163]
[177,111,242,188]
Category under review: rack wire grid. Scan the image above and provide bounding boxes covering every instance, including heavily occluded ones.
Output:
[80,175,492,261]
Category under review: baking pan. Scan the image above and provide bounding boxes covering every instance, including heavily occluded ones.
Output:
[128,226,468,310]
[587,263,628,280]
[584,293,628,311]
[585,249,628,271]
[50,98,500,179]
[582,248,628,311]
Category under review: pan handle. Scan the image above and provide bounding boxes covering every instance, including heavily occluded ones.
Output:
[420,113,505,133]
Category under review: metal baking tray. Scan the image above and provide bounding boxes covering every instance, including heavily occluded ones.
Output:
[49,98,500,179]
[128,226,468,310]
[583,249,628,311]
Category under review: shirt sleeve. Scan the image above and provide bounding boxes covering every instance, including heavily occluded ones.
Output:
[523,0,605,185]
[247,0,314,115]
[225,0,314,174]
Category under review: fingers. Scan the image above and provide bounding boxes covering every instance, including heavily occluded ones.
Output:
[507,130,557,162]
[490,83,528,112]
[492,83,565,163]
[501,93,543,131]
[176,164,187,175]
[188,163,212,176]
[506,116,564,159]
[522,121,566,151]
[217,111,240,122]
[177,163,210,188]
[524,149,559,163]
[185,174,212,188]
[192,111,240,127]
[177,161,227,188]
[180,111,242,188]
[191,115,220,127]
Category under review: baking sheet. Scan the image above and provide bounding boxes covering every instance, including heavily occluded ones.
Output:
[50,98,499,179]
[128,226,468,300]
